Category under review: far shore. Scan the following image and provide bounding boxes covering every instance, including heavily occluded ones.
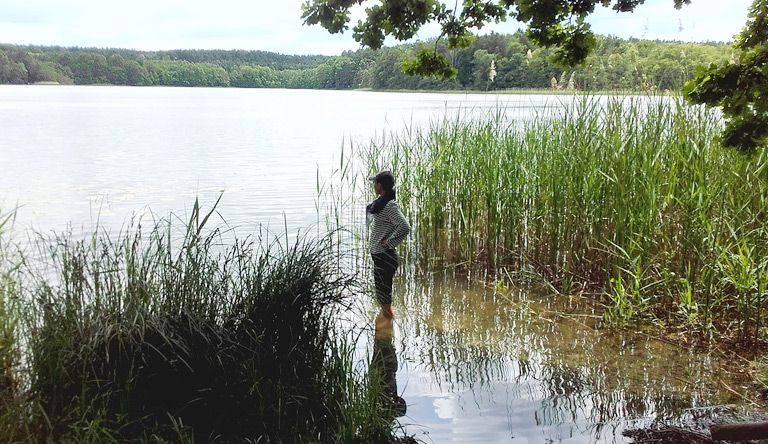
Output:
[11,82,666,96]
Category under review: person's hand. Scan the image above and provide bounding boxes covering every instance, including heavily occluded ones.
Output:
[381,239,388,248]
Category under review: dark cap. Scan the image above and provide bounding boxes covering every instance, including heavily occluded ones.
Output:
[368,170,395,189]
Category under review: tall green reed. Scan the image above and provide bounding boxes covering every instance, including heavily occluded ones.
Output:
[333,94,768,340]
[0,199,399,443]
[0,208,25,440]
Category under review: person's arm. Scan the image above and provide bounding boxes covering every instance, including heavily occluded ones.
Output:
[381,201,410,249]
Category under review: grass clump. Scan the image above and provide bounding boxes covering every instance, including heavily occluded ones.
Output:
[0,201,400,443]
[342,93,768,341]
[0,209,24,441]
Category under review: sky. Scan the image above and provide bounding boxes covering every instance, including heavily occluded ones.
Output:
[0,0,755,56]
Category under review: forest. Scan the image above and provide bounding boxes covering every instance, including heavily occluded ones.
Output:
[0,31,733,91]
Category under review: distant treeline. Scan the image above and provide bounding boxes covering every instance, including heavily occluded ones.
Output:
[0,32,733,91]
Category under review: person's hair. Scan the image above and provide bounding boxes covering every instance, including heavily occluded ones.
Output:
[374,171,395,192]
[378,179,394,192]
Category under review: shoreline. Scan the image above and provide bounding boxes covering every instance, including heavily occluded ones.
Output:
[8,82,667,96]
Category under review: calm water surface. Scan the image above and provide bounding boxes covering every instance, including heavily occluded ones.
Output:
[372,276,753,443]
[1,85,561,236]
[0,85,756,443]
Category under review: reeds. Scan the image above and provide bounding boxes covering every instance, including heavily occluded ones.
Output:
[0,209,24,440]
[336,94,768,340]
[0,201,399,443]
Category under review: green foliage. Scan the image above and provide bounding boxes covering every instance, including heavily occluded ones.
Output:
[150,48,329,69]
[0,210,23,441]
[0,36,734,92]
[0,51,27,84]
[315,56,358,88]
[300,0,360,35]
[0,45,61,84]
[143,59,230,87]
[402,46,457,79]
[229,65,286,88]
[343,95,768,339]
[684,0,768,151]
[302,0,444,49]
[302,0,700,75]
[0,202,398,443]
[0,45,334,88]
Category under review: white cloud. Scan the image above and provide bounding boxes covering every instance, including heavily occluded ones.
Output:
[433,396,456,420]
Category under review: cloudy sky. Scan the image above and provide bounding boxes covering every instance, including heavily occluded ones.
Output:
[0,0,754,56]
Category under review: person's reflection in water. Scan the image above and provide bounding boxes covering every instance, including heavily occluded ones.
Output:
[372,313,407,419]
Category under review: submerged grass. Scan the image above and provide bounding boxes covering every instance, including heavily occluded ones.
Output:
[0,201,402,443]
[331,93,768,341]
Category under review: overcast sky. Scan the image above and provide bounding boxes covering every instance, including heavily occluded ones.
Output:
[0,0,754,56]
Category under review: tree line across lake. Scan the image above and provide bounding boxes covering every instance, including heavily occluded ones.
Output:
[0,31,733,91]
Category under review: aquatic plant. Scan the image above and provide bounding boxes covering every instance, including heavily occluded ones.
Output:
[331,93,768,340]
[0,200,400,443]
[0,209,25,441]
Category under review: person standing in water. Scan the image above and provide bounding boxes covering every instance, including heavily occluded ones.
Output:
[366,170,410,323]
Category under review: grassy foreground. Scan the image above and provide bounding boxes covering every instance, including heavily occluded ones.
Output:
[0,202,400,443]
[335,93,768,342]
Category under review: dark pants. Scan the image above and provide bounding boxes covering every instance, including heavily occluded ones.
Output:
[372,249,399,305]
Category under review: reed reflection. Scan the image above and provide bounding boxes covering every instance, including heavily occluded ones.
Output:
[395,274,755,442]
[371,313,407,421]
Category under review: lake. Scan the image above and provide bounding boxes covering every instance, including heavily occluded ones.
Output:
[0,85,756,443]
[0,85,564,237]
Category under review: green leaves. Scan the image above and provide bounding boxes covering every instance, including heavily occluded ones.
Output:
[303,0,442,49]
[683,0,768,152]
[301,0,359,34]
[736,0,768,50]
[301,0,678,77]
[529,19,597,68]
[300,0,763,152]
[402,46,457,79]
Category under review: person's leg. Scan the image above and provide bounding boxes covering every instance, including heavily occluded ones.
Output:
[379,250,399,319]
[373,252,397,319]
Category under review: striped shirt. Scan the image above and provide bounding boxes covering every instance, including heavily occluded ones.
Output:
[367,200,411,255]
